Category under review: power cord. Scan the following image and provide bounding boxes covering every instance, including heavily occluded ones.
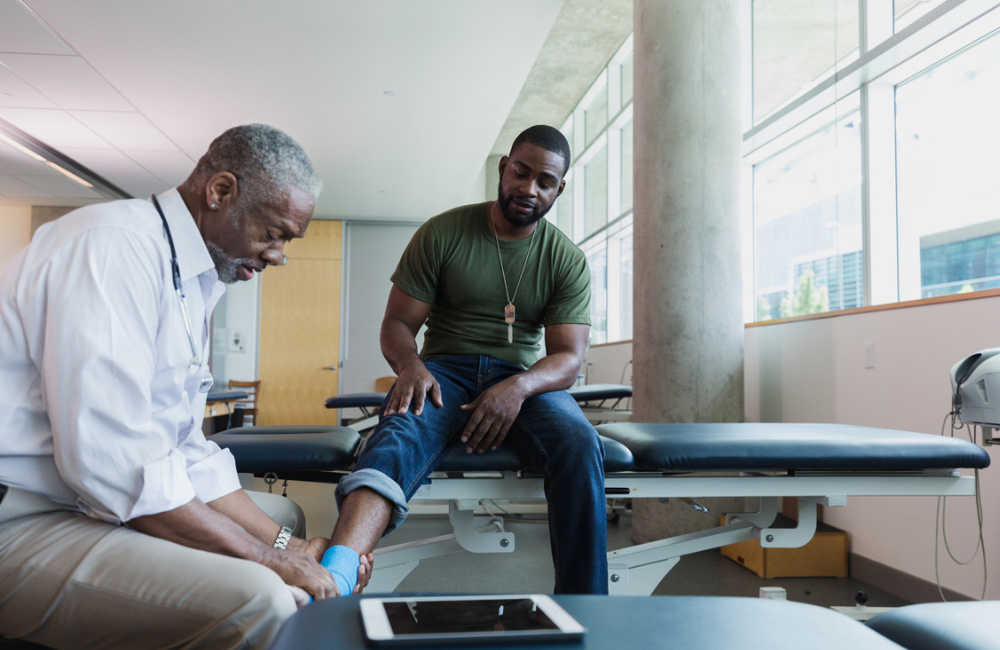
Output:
[620,359,633,409]
[934,410,987,601]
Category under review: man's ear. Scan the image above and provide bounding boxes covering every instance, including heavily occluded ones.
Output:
[206,172,239,210]
[555,179,566,198]
[497,155,509,178]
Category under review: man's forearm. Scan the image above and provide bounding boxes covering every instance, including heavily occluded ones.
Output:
[206,489,290,548]
[380,317,424,375]
[509,350,582,400]
[129,497,272,563]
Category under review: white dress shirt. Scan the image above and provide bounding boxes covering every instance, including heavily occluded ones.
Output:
[0,189,240,524]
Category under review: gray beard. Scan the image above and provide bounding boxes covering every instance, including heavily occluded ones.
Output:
[206,240,255,284]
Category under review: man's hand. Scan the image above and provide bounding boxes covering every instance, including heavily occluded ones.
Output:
[261,547,339,600]
[459,377,526,454]
[289,535,331,562]
[290,537,374,596]
[354,552,375,594]
[383,361,443,416]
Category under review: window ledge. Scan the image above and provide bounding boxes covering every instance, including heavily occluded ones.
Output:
[747,287,1000,328]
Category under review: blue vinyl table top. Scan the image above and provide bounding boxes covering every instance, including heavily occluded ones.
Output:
[597,422,991,472]
[270,594,907,650]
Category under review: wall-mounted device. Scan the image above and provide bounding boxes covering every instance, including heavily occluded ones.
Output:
[950,348,1000,443]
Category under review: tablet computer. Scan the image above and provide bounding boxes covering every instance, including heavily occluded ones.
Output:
[359,594,586,646]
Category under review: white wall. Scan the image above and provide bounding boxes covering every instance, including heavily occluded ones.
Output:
[0,206,31,273]
[746,296,1000,600]
[340,222,423,417]
[584,341,633,386]
[581,298,999,600]
[210,275,261,388]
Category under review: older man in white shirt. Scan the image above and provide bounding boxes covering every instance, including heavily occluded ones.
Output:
[0,124,367,650]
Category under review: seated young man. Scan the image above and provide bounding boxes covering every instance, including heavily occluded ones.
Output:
[320,125,607,596]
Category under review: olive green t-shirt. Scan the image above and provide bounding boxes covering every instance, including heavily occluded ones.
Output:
[391,202,591,369]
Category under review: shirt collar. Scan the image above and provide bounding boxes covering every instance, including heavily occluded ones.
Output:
[153,188,217,283]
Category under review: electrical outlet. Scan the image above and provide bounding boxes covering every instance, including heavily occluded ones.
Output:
[863,341,875,369]
[229,330,246,353]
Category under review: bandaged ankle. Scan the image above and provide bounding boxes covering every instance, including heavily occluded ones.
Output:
[321,545,361,597]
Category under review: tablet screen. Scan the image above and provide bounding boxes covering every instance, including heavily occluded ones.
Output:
[383,598,559,635]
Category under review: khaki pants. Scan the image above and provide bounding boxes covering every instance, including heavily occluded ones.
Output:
[0,488,306,650]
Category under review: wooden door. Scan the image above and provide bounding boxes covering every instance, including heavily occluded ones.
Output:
[258,220,341,425]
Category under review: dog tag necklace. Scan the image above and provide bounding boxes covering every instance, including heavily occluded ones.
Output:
[490,203,537,344]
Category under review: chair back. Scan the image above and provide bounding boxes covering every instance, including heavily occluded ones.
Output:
[375,376,397,393]
[228,380,261,426]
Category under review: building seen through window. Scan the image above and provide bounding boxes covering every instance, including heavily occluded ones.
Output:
[753,114,862,320]
[748,0,1000,322]
[896,26,1000,300]
[551,2,1000,334]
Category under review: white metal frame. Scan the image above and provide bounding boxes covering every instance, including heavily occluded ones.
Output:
[746,0,1000,317]
[366,468,977,595]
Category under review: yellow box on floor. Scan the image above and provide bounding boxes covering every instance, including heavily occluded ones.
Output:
[719,515,849,579]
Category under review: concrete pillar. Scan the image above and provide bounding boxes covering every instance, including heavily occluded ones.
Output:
[631,0,744,542]
[485,154,503,201]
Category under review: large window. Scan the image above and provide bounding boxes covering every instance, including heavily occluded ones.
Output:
[551,2,1000,334]
[896,27,1000,299]
[753,111,863,319]
[752,0,860,123]
[747,0,1000,322]
[550,34,634,345]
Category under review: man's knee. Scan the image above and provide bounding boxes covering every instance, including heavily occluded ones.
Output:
[224,563,297,646]
[246,490,307,537]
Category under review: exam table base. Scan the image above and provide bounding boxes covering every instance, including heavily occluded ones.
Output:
[333,469,976,596]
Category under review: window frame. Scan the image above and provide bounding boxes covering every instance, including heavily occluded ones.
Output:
[745,0,1000,324]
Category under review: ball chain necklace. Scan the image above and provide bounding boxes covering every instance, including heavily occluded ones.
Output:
[489,202,537,344]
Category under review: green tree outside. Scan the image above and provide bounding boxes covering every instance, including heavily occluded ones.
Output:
[757,296,773,321]
[781,270,829,318]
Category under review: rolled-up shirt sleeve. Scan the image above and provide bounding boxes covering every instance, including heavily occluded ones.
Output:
[37,227,208,522]
[183,438,241,505]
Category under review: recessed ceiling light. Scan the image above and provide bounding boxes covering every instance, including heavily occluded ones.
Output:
[383,90,396,97]
[378,190,387,194]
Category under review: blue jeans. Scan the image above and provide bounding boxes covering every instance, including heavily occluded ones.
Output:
[336,355,608,594]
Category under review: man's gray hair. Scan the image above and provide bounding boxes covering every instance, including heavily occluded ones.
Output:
[188,124,322,204]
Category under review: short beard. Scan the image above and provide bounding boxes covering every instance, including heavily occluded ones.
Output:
[497,180,554,228]
[206,240,256,284]
[206,200,257,284]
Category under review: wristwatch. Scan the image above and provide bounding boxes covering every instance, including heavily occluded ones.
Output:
[273,526,293,549]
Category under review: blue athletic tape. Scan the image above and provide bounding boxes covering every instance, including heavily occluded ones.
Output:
[321,545,360,597]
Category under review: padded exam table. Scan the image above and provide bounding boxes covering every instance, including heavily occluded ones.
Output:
[269,594,910,650]
[323,383,635,430]
[211,421,989,596]
[566,383,632,423]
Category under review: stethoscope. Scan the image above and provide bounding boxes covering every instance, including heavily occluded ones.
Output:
[151,195,207,377]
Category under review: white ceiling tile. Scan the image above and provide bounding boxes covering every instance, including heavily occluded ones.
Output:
[60,146,167,198]
[0,108,111,148]
[18,1,563,219]
[0,172,52,198]
[114,176,168,200]
[0,0,74,55]
[0,139,51,174]
[0,53,131,111]
[123,150,194,185]
[70,111,177,151]
[13,173,102,199]
[0,64,58,108]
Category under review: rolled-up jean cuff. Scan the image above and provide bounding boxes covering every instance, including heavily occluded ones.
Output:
[335,468,408,535]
